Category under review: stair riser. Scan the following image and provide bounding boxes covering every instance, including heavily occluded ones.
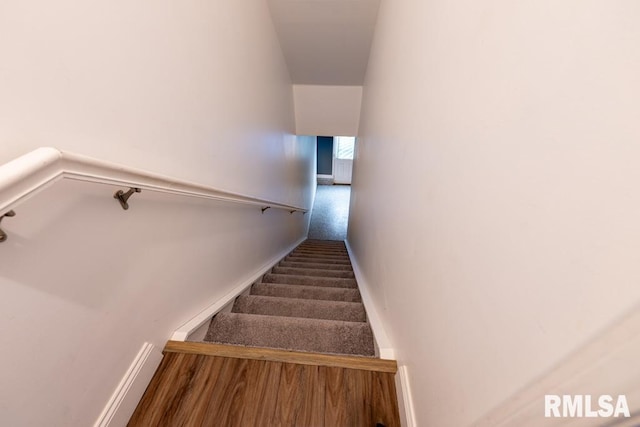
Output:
[271,266,355,279]
[278,261,353,271]
[250,283,362,303]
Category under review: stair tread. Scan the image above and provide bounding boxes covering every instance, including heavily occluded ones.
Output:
[251,283,362,302]
[285,256,352,265]
[303,239,346,245]
[233,294,366,322]
[205,312,374,356]
[271,266,354,278]
[290,254,350,260]
[298,247,347,251]
[279,260,353,271]
[295,247,348,253]
[263,273,357,288]
[290,251,350,259]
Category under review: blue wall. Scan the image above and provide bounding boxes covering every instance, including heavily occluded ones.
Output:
[317,136,333,175]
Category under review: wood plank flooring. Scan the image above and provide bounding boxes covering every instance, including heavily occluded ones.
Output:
[129,349,401,426]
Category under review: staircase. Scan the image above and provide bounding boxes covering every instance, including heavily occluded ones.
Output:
[203,239,375,357]
[129,240,401,426]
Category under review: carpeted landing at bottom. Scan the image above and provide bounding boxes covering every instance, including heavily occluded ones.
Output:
[203,240,375,357]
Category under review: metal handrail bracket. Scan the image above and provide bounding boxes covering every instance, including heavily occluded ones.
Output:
[0,210,16,242]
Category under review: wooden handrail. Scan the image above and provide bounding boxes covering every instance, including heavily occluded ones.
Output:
[0,147,308,216]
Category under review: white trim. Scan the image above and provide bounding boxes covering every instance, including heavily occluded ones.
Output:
[171,235,307,341]
[345,240,409,425]
[331,137,336,178]
[344,239,395,359]
[0,147,307,216]
[316,174,334,179]
[398,365,417,427]
[94,342,162,427]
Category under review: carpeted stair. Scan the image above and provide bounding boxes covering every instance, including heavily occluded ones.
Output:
[204,240,375,356]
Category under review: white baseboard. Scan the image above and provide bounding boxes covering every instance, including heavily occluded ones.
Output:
[344,241,413,425]
[397,365,417,427]
[344,239,395,359]
[171,236,306,341]
[94,342,163,427]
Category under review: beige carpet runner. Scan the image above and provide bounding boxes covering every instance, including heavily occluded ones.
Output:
[204,240,375,356]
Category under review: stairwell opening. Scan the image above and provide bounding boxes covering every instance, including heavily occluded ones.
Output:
[310,135,355,241]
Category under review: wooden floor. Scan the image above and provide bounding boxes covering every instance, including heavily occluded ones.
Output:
[129,346,401,426]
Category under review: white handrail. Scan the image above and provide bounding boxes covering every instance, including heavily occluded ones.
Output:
[0,147,307,215]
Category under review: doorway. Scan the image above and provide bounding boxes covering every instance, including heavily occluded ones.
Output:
[333,136,355,185]
[315,136,356,185]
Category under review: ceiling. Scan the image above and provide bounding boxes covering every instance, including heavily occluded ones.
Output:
[268,0,381,86]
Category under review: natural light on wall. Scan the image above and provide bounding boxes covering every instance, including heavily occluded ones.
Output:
[336,136,355,160]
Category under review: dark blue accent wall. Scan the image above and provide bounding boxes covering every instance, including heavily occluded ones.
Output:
[317,136,333,175]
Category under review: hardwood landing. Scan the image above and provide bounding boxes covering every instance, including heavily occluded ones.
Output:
[128,343,401,426]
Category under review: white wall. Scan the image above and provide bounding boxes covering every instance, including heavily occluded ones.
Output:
[267,0,380,85]
[293,85,362,136]
[0,1,315,425]
[348,1,640,426]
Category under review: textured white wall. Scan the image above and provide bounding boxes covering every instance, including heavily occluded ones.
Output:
[0,1,315,425]
[0,0,304,203]
[348,1,640,425]
[293,85,362,136]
